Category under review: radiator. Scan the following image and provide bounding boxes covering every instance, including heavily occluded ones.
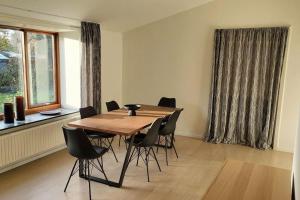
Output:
[0,115,78,173]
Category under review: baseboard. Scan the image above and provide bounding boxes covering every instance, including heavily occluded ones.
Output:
[0,144,66,174]
[175,130,204,139]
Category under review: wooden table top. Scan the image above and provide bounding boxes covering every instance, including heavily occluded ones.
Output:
[68,104,183,136]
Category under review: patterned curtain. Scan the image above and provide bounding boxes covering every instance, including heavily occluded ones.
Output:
[81,22,101,113]
[206,27,288,149]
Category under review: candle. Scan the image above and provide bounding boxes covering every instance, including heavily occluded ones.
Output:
[15,96,25,121]
[4,103,14,123]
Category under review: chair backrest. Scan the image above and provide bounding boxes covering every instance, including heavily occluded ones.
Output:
[106,100,120,112]
[142,118,164,146]
[160,110,181,135]
[158,97,176,108]
[80,106,97,119]
[62,126,98,159]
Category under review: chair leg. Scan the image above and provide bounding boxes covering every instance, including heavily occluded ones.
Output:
[64,159,78,192]
[145,148,150,182]
[118,136,121,147]
[85,160,87,178]
[173,133,176,143]
[87,160,92,200]
[107,138,118,162]
[165,136,168,166]
[150,147,161,172]
[125,136,128,149]
[173,142,179,158]
[156,136,160,153]
[136,147,141,166]
[128,146,137,163]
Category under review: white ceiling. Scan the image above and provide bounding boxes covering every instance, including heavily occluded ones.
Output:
[0,0,212,32]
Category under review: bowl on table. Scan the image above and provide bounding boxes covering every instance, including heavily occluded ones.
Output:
[124,104,141,116]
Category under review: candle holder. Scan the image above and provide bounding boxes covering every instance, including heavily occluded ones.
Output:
[4,103,14,124]
[15,96,25,121]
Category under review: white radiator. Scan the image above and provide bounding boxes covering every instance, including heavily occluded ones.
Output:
[0,115,78,173]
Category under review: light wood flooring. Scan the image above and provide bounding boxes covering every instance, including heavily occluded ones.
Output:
[0,136,293,200]
[203,160,291,200]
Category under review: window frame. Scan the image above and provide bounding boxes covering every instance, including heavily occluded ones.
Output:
[0,25,61,120]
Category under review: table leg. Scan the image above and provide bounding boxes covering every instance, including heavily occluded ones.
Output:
[118,134,135,186]
[78,135,136,188]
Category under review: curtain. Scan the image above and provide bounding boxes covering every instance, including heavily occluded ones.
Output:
[206,27,288,149]
[81,22,101,113]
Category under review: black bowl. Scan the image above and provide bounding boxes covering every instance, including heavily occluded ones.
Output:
[124,104,141,110]
[124,104,141,116]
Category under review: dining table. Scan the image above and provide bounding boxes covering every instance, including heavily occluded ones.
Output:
[68,104,183,188]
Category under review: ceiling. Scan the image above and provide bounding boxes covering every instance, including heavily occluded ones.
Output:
[0,0,212,32]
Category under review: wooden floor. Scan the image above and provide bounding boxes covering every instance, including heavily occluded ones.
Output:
[203,160,291,200]
[0,136,293,200]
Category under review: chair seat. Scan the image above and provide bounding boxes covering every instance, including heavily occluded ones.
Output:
[158,130,172,136]
[125,133,146,146]
[135,133,147,139]
[86,130,116,139]
[93,145,109,156]
[159,124,166,130]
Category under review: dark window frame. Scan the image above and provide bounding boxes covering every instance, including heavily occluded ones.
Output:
[0,25,61,120]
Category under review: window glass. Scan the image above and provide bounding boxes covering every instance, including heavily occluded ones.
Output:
[0,29,24,113]
[27,32,56,106]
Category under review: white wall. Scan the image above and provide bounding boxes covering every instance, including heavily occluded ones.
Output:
[123,0,300,152]
[59,30,123,112]
[101,31,123,111]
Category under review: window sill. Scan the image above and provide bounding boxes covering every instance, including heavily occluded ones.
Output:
[0,108,78,136]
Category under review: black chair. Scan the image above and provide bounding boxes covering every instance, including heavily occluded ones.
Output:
[157,110,181,165]
[158,97,177,142]
[106,100,120,112]
[158,97,176,108]
[105,101,125,147]
[125,118,163,182]
[80,106,118,162]
[62,126,109,200]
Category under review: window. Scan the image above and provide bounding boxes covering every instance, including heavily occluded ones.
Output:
[0,26,60,116]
